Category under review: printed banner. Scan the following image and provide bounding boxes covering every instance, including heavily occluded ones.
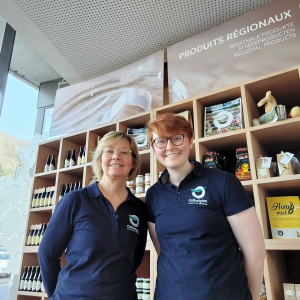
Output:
[168,0,300,103]
[50,51,164,136]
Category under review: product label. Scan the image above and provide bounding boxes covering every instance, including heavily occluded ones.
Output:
[69,159,76,167]
[49,164,55,171]
[23,280,28,291]
[27,236,31,246]
[32,280,37,291]
[27,280,33,291]
[19,280,25,290]
[44,165,49,172]
[36,281,42,291]
[64,159,69,168]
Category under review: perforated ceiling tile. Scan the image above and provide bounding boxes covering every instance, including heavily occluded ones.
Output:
[14,0,278,82]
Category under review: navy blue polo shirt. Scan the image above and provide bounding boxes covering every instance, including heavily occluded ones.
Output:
[38,182,147,300]
[145,160,254,300]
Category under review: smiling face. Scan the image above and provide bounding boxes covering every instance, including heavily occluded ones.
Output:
[100,139,134,181]
[152,131,193,171]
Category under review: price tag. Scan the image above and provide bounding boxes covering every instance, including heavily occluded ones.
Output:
[280,152,294,164]
[261,157,272,169]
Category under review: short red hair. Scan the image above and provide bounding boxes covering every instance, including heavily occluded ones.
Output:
[147,112,193,142]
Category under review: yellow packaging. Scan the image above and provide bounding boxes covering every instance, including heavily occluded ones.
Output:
[266,196,300,239]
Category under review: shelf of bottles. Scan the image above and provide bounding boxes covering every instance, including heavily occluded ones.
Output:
[25,223,48,251]
[19,265,44,295]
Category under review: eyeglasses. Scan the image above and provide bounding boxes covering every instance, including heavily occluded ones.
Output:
[152,134,186,149]
[102,147,132,158]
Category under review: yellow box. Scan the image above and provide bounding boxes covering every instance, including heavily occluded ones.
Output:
[266,196,300,239]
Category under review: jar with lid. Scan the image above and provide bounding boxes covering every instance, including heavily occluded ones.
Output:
[142,290,150,300]
[143,278,150,289]
[137,289,143,300]
[126,180,136,188]
[145,183,151,192]
[136,185,145,194]
[136,278,143,289]
[136,175,145,184]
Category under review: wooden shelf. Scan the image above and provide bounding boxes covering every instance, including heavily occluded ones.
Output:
[17,291,45,297]
[265,239,300,250]
[23,246,39,253]
[18,64,300,300]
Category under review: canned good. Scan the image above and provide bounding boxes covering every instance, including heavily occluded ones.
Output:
[145,184,151,192]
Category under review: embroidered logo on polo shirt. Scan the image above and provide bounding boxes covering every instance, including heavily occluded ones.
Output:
[129,215,139,227]
[127,215,140,235]
[188,186,208,205]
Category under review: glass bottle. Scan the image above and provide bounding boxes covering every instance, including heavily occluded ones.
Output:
[82,145,86,164]
[26,229,33,246]
[58,184,65,201]
[64,150,71,168]
[44,155,50,172]
[49,154,55,171]
[36,224,43,246]
[31,228,39,246]
[78,146,83,165]
[27,266,36,291]
[70,149,76,167]
[23,266,32,291]
[69,182,75,192]
[44,191,50,207]
[39,191,46,207]
[32,266,40,292]
[64,183,70,196]
[19,266,28,291]
[31,194,38,208]
[49,191,55,206]
[39,223,47,244]
[36,269,42,292]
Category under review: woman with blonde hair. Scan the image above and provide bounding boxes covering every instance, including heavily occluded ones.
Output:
[39,131,148,300]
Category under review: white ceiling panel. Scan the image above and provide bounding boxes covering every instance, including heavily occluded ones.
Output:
[0,0,279,86]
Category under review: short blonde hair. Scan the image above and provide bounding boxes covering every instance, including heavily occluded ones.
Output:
[92,131,141,181]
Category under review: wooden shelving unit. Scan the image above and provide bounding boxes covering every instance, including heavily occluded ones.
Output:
[17,65,300,300]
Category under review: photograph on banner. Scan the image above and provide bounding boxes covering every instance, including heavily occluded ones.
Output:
[50,51,164,136]
[167,0,300,102]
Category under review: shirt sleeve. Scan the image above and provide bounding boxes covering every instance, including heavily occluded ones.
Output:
[145,188,155,223]
[223,172,254,216]
[134,203,148,269]
[38,194,74,297]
